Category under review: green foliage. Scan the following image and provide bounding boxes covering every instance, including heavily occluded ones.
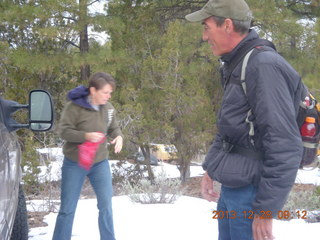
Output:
[106,1,217,181]
[314,186,320,196]
[144,20,216,180]
[0,0,110,88]
[20,131,42,195]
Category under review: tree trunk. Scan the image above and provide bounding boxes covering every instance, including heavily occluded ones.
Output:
[140,144,155,182]
[79,0,90,81]
[178,156,190,183]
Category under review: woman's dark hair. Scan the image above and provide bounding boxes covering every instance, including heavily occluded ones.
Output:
[88,72,116,91]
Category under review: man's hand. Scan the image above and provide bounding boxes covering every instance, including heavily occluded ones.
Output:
[201,172,219,201]
[110,135,123,153]
[252,214,274,240]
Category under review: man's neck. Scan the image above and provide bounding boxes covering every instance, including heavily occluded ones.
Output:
[229,32,249,51]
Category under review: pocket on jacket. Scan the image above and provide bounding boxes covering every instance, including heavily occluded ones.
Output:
[210,152,261,188]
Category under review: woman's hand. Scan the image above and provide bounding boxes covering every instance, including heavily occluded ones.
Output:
[110,136,123,153]
[85,132,105,143]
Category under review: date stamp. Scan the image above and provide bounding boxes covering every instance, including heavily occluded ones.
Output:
[277,210,307,220]
[212,210,308,220]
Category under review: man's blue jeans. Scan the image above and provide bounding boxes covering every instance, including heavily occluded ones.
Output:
[217,184,257,240]
[52,158,115,240]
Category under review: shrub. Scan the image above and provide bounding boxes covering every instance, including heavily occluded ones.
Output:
[283,186,320,222]
[111,160,147,195]
[121,170,182,204]
[21,132,42,195]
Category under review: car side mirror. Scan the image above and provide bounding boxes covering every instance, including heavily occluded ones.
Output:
[29,90,54,131]
[0,90,54,132]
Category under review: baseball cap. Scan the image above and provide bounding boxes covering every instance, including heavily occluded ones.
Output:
[185,0,252,22]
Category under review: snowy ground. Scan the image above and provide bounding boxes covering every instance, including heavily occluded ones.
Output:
[28,148,320,240]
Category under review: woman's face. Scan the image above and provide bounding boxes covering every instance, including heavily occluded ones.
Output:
[90,84,113,105]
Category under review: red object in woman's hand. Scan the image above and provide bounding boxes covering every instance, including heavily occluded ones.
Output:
[78,137,106,170]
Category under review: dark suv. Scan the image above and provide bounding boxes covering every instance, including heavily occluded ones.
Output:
[0,90,54,240]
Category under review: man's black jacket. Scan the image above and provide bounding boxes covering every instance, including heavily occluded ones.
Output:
[203,29,303,215]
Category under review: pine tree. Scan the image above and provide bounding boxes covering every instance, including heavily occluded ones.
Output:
[106,0,217,182]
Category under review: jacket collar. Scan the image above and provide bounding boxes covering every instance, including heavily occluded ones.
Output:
[220,29,259,64]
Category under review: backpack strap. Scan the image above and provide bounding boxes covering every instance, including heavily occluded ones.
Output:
[234,39,275,147]
[221,38,276,155]
[240,48,255,94]
[224,38,276,86]
[241,48,255,146]
[221,47,266,155]
[239,46,275,146]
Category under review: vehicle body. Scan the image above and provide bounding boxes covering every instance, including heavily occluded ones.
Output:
[133,151,159,166]
[149,143,178,162]
[0,90,54,240]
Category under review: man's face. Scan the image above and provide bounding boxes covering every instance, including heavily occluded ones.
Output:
[202,17,230,56]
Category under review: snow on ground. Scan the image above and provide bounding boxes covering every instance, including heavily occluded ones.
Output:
[35,148,205,183]
[27,196,320,240]
[295,167,320,185]
[28,196,217,240]
[28,148,320,240]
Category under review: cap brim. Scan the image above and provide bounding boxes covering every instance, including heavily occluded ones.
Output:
[185,9,212,22]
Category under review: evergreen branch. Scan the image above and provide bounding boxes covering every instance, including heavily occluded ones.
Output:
[57,37,79,49]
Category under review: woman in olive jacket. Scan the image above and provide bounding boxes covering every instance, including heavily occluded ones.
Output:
[52,72,123,240]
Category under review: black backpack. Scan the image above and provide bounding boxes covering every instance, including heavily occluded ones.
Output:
[225,38,320,168]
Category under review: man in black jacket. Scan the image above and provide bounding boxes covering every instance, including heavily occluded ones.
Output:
[185,0,303,240]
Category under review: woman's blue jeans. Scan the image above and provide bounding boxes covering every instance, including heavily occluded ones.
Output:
[217,184,257,240]
[52,158,115,240]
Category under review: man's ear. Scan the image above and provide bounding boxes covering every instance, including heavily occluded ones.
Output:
[224,18,234,33]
